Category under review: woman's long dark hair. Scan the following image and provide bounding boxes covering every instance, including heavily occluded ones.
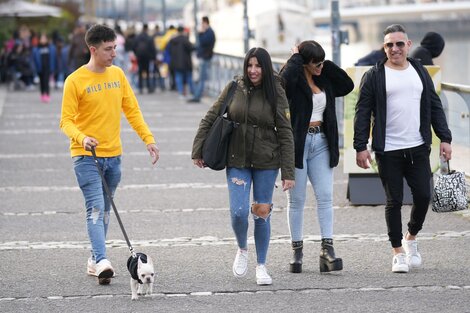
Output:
[243,47,277,107]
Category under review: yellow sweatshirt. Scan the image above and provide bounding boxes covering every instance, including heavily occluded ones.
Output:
[60,65,155,157]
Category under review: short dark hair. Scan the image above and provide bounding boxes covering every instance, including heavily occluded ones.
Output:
[202,16,209,24]
[243,47,277,107]
[383,24,407,36]
[85,24,116,47]
[298,40,325,65]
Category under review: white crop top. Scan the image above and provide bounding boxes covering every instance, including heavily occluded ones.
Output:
[310,91,326,122]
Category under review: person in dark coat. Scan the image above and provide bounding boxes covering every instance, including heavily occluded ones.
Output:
[32,33,57,103]
[280,40,354,274]
[168,26,194,99]
[192,47,295,285]
[68,23,89,71]
[355,47,386,66]
[187,16,216,103]
[354,24,452,274]
[410,31,445,65]
[133,24,157,94]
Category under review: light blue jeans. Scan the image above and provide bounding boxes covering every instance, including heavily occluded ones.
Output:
[193,59,211,100]
[226,167,278,265]
[73,155,121,263]
[287,132,333,241]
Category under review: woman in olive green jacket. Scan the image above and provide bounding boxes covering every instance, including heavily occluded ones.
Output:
[192,47,295,285]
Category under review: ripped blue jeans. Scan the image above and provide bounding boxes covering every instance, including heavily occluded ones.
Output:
[226,167,278,265]
[73,155,121,263]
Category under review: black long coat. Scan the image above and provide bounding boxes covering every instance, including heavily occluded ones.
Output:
[280,54,354,169]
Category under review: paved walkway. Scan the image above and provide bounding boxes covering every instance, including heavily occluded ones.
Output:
[0,86,469,313]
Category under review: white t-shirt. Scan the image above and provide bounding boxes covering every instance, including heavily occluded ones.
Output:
[310,91,326,122]
[384,64,424,151]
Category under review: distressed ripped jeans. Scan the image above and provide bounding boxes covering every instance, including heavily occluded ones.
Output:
[73,155,121,263]
[226,167,278,265]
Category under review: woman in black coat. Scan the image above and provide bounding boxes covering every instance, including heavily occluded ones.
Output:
[280,40,354,274]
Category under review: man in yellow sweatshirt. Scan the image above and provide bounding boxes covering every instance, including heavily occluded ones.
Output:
[60,24,159,285]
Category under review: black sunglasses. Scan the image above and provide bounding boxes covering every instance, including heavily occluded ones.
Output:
[384,41,406,49]
[311,60,324,68]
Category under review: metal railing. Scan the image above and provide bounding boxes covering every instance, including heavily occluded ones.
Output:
[205,53,284,98]
[441,82,470,146]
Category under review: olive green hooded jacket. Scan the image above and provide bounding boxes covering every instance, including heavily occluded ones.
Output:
[192,76,294,180]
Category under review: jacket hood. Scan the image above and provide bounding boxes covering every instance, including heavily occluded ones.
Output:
[420,32,445,58]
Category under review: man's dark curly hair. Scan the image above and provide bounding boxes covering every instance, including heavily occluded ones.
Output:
[85,24,116,47]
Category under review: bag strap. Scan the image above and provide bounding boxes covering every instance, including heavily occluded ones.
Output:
[218,80,237,116]
[446,160,455,174]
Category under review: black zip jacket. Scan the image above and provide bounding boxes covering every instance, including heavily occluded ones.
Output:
[353,58,452,154]
[280,54,354,168]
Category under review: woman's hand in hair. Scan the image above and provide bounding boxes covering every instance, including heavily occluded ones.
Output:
[290,45,299,55]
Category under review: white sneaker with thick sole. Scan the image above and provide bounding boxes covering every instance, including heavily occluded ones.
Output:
[256,265,272,285]
[232,249,248,277]
[403,238,422,268]
[95,259,115,285]
[392,253,409,273]
[87,257,97,276]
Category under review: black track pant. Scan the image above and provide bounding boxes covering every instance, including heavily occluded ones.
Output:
[375,144,432,248]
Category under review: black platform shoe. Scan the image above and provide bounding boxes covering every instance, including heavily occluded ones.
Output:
[290,241,303,273]
[319,238,343,273]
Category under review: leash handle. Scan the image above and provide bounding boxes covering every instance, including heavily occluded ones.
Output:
[90,146,136,258]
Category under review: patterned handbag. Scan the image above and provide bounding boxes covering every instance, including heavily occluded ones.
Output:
[432,161,468,213]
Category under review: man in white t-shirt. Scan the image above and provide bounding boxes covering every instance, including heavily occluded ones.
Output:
[353,24,452,273]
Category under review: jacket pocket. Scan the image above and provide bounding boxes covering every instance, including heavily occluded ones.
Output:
[253,129,280,163]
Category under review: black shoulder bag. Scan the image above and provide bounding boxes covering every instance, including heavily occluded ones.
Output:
[202,81,238,171]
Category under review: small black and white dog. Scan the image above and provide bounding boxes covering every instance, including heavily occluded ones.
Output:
[127,253,155,300]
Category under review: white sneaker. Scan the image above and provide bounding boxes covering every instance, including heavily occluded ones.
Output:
[392,253,409,273]
[87,257,97,276]
[232,249,248,277]
[403,238,422,268]
[256,265,272,285]
[95,259,115,285]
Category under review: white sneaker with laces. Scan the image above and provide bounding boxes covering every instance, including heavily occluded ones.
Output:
[256,265,272,285]
[403,238,422,268]
[95,259,115,285]
[87,257,97,277]
[392,253,409,273]
[232,249,248,277]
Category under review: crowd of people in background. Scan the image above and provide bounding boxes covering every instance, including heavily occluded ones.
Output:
[0,17,216,104]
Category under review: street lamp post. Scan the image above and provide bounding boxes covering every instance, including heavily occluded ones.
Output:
[193,0,199,47]
[161,0,167,32]
[243,0,249,53]
[140,0,146,24]
[330,0,349,148]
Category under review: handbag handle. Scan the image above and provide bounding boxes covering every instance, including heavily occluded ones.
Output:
[446,160,455,174]
[217,81,237,116]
